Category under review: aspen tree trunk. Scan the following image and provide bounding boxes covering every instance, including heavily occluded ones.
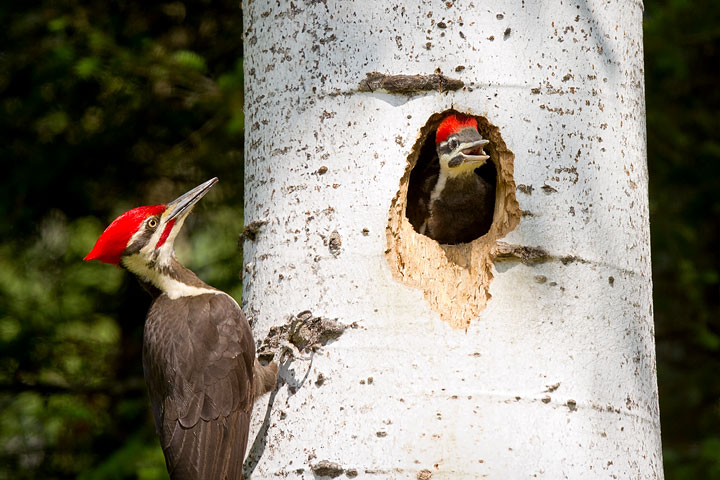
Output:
[242,0,663,478]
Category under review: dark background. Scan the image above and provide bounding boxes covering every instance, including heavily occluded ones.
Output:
[0,1,717,478]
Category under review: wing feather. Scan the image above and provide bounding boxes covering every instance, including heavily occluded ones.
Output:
[143,292,254,479]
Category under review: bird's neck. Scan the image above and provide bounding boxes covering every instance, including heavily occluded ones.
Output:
[123,255,218,300]
[430,168,475,204]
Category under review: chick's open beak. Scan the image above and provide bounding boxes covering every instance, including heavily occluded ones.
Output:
[460,139,490,164]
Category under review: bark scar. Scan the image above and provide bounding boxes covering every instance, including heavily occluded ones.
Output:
[359,72,464,94]
[256,310,348,362]
[491,242,551,265]
[311,460,345,478]
[238,219,267,243]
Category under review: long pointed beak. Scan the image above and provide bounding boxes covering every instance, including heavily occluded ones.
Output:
[165,177,218,221]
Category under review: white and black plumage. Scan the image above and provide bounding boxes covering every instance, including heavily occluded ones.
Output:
[85,178,277,479]
[407,114,496,244]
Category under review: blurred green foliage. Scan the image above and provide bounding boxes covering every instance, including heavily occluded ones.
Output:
[0,0,717,478]
[645,1,720,478]
[0,0,244,478]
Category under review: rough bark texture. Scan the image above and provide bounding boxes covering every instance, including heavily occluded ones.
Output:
[242,0,662,478]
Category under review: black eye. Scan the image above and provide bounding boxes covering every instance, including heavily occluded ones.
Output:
[147,217,158,229]
[448,138,459,150]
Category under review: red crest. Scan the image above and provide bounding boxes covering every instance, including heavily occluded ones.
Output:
[85,205,166,264]
[435,114,478,144]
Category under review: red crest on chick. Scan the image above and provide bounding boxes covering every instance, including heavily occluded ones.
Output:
[435,114,478,144]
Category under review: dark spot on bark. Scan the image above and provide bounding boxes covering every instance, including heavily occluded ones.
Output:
[320,110,336,122]
[318,166,328,175]
[311,460,344,478]
[418,469,433,480]
[517,184,533,194]
[542,396,551,403]
[503,27,511,39]
[560,255,578,265]
[328,230,342,255]
[238,220,267,243]
[542,184,558,194]
[315,373,325,386]
[608,276,615,286]
[567,399,578,411]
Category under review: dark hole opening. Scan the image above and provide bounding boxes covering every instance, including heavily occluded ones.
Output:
[405,115,497,245]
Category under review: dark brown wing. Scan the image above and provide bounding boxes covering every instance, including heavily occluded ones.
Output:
[143,292,255,480]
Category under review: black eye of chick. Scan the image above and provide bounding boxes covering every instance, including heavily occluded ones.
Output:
[147,217,158,229]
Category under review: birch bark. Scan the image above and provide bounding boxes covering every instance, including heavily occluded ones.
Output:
[242,0,662,478]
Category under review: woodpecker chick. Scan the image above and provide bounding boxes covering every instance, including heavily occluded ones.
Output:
[411,114,495,244]
[85,178,277,480]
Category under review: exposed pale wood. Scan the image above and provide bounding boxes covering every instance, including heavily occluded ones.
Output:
[385,112,521,328]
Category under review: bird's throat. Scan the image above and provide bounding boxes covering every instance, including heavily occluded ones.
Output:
[123,255,219,300]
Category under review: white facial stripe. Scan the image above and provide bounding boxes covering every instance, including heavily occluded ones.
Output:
[429,170,448,204]
[122,254,219,299]
[132,220,165,258]
[130,213,188,269]
[127,224,148,246]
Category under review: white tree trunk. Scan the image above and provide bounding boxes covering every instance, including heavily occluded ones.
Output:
[242,0,663,478]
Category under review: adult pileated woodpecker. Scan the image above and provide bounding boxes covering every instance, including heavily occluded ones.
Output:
[407,114,495,244]
[85,178,277,480]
